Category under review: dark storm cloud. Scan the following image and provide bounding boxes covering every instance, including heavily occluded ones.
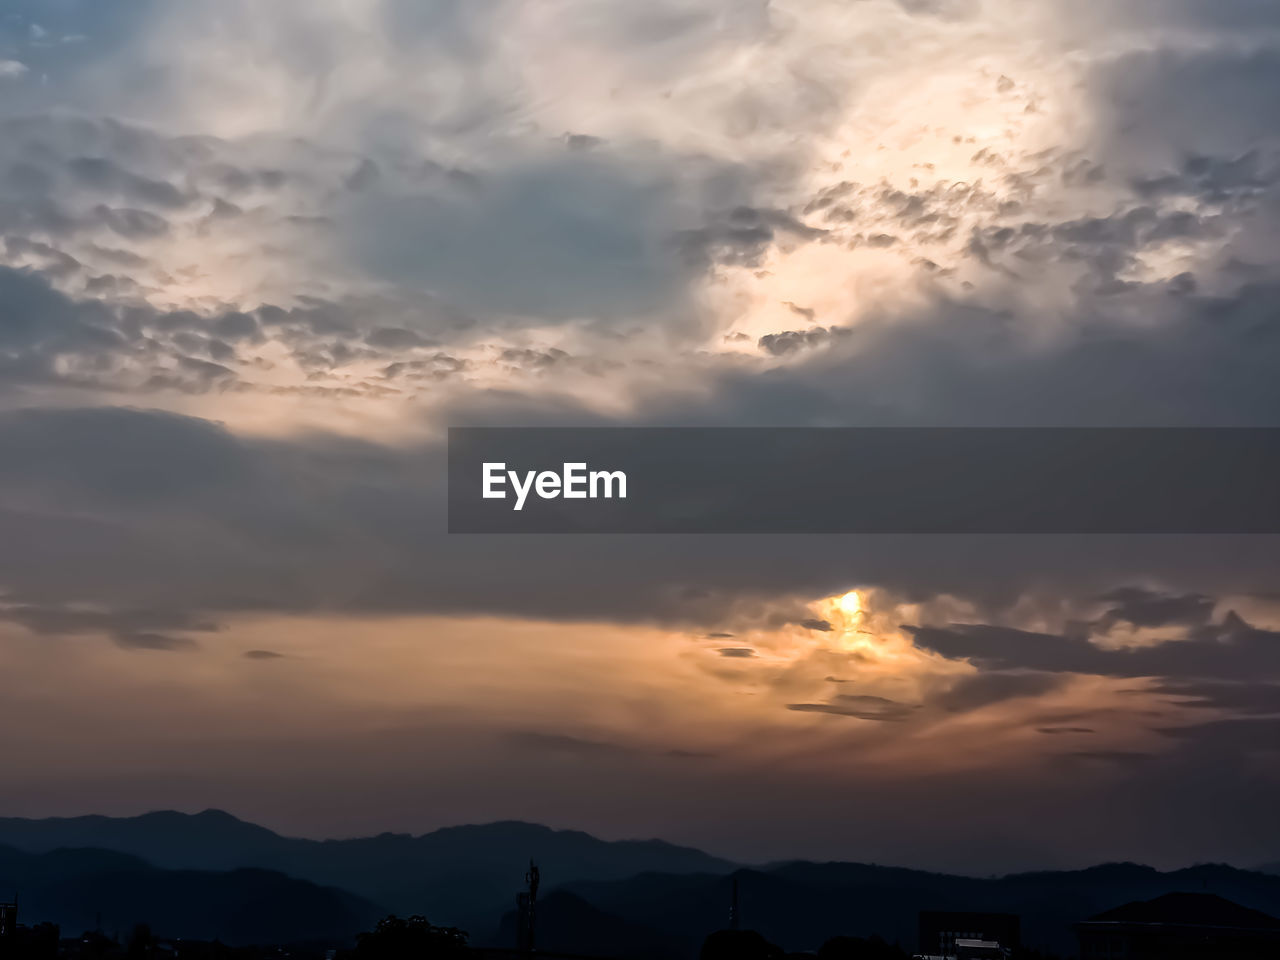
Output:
[965,204,1230,295]
[498,347,572,372]
[0,264,442,397]
[790,674,1071,723]
[0,603,218,637]
[674,205,828,271]
[1144,679,1280,715]
[68,157,190,209]
[676,275,1280,428]
[0,263,113,350]
[1095,587,1216,631]
[1091,46,1280,167]
[0,267,138,389]
[758,325,852,357]
[382,355,470,381]
[1132,152,1273,204]
[7,398,1280,640]
[345,150,738,321]
[0,117,213,240]
[718,648,757,658]
[0,405,254,504]
[932,671,1066,713]
[0,1,1276,646]
[243,649,286,660]
[0,599,216,652]
[0,118,499,393]
[907,611,1280,681]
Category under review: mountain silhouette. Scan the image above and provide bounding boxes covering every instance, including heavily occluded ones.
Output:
[6,812,1280,956]
[0,811,733,935]
[0,842,380,945]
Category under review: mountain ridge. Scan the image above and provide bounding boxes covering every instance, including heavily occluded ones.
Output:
[0,810,735,936]
[0,842,380,946]
[3,810,1280,956]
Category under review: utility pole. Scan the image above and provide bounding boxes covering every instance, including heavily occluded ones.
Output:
[516,860,540,952]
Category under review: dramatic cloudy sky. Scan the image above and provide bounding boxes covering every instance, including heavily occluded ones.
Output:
[1,0,1280,872]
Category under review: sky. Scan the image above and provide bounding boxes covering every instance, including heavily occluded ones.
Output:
[0,0,1279,873]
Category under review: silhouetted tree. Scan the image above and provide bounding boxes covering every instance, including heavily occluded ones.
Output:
[127,923,154,960]
[818,936,907,960]
[349,915,471,960]
[7,921,60,960]
[1011,949,1062,960]
[700,929,784,960]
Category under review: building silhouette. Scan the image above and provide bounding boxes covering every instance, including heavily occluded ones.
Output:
[917,912,1018,959]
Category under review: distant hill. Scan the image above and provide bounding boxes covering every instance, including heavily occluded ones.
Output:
[0,843,380,946]
[1086,890,1280,927]
[7,811,1280,958]
[563,861,1280,957]
[0,811,734,935]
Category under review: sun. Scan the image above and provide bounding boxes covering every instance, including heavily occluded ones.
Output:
[836,590,862,617]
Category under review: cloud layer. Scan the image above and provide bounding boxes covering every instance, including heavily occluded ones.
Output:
[1,0,1279,868]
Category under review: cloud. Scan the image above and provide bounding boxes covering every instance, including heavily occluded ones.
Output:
[0,599,216,652]
[906,611,1280,682]
[799,618,833,632]
[1095,587,1216,631]
[0,602,218,637]
[758,326,852,357]
[0,0,1279,870]
[789,675,1071,722]
[932,671,1066,713]
[787,694,918,722]
[344,149,726,321]
[2,400,1280,639]
[675,205,827,272]
[1145,679,1280,715]
[69,157,190,209]
[112,631,199,652]
[1037,727,1095,735]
